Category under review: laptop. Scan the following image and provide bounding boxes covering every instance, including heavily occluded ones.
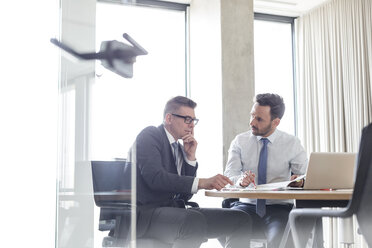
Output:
[303,152,357,190]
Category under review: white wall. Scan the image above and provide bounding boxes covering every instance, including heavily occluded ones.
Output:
[0,1,58,247]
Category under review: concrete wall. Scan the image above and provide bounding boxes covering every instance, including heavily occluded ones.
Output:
[188,0,254,211]
[221,0,255,167]
[190,0,254,169]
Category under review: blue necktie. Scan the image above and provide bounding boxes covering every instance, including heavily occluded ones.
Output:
[172,142,181,175]
[256,138,269,217]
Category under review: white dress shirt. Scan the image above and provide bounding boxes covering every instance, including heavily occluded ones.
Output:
[224,129,308,205]
[164,127,199,193]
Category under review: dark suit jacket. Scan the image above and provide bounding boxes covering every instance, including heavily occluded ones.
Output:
[135,124,198,236]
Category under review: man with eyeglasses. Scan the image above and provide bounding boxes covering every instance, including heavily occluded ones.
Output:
[133,96,252,248]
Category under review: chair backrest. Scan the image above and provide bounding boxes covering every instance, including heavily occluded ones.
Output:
[351,123,372,246]
[91,160,131,207]
[91,160,171,247]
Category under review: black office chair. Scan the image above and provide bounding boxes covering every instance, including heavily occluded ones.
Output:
[91,160,133,247]
[91,160,199,248]
[289,123,372,248]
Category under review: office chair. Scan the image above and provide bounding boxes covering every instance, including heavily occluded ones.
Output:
[91,160,199,248]
[91,160,133,247]
[289,123,372,248]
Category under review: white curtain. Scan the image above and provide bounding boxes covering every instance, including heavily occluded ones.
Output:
[295,0,372,154]
[295,0,372,247]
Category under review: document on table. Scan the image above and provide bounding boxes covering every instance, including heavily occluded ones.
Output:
[222,175,306,191]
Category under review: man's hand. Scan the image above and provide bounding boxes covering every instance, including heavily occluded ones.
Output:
[198,174,233,191]
[182,131,197,161]
[288,174,304,187]
[239,170,256,187]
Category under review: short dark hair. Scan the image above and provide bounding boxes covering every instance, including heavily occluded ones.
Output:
[163,96,197,118]
[255,93,285,120]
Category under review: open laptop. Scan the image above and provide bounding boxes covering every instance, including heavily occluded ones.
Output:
[303,152,357,190]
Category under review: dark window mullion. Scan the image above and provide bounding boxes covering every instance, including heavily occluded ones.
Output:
[97,0,189,11]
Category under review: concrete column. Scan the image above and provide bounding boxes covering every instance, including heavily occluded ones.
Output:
[221,0,255,167]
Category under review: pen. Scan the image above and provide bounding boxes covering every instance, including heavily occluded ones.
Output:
[246,170,256,189]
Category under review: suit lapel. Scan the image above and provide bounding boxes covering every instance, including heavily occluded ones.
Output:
[158,125,178,174]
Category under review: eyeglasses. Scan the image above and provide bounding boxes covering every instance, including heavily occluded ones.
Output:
[171,113,199,125]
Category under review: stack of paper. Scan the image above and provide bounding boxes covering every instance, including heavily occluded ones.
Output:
[223,175,306,191]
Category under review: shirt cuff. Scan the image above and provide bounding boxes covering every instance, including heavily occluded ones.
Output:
[191,178,199,194]
[185,157,197,167]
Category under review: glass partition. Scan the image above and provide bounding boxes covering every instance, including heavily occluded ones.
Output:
[56,1,188,247]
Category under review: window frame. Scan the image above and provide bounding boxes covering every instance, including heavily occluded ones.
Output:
[98,0,189,12]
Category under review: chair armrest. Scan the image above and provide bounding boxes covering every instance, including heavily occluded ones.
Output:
[186,201,199,208]
[99,202,133,209]
[290,207,351,219]
[222,198,239,208]
[289,207,352,248]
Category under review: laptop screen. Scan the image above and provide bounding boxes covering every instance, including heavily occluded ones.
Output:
[303,152,357,190]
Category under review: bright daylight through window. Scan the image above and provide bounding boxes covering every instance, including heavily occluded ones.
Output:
[92,2,187,160]
[254,16,296,135]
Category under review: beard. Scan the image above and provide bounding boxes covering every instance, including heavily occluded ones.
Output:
[251,123,273,137]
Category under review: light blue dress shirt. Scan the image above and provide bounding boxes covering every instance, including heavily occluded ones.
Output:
[224,128,308,205]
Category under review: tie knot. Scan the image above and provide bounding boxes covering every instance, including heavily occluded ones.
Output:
[261,138,269,145]
[172,142,178,150]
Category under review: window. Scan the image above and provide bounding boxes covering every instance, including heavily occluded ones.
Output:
[254,14,296,135]
[92,2,189,245]
[91,1,188,160]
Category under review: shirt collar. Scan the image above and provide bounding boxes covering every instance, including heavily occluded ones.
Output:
[255,128,278,144]
[164,126,177,144]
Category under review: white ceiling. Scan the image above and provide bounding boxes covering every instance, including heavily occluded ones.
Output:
[254,0,330,17]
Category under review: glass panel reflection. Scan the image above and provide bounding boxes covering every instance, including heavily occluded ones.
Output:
[56,1,186,248]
